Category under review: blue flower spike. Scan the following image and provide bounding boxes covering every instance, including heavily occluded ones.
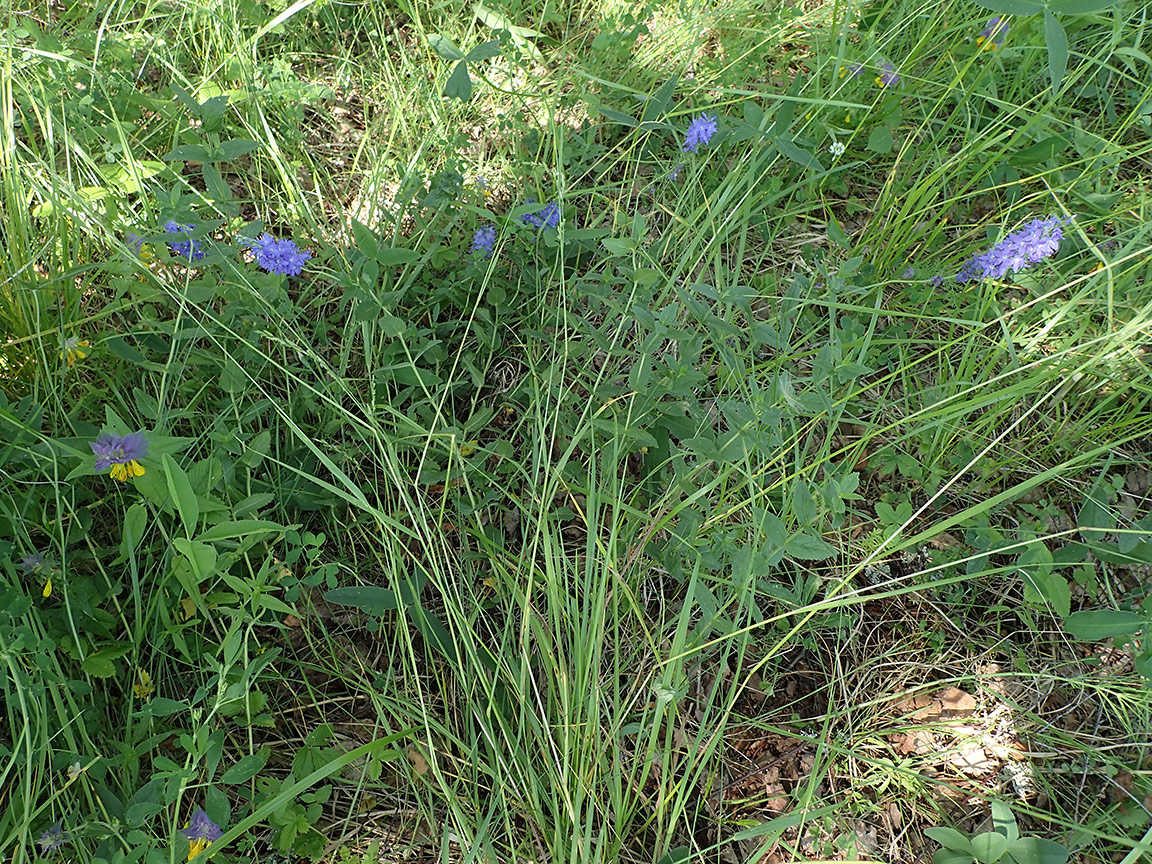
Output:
[519,198,562,230]
[682,113,718,154]
[471,224,497,257]
[163,221,205,262]
[956,215,1068,283]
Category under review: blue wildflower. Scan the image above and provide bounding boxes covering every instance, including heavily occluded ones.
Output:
[61,336,90,367]
[902,266,915,279]
[90,431,148,482]
[978,17,1008,49]
[246,233,312,276]
[930,275,944,288]
[182,808,223,859]
[682,113,718,153]
[38,823,68,856]
[163,222,205,262]
[841,62,865,79]
[956,215,1067,283]
[21,553,48,574]
[876,62,900,88]
[471,224,497,257]
[520,198,561,230]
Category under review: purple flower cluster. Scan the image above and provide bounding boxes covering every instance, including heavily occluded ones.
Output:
[90,431,149,482]
[21,552,48,574]
[520,199,561,230]
[956,215,1067,283]
[182,808,224,858]
[978,17,1009,49]
[163,221,205,261]
[471,224,497,257]
[247,233,312,276]
[841,61,899,87]
[38,823,68,856]
[682,113,717,153]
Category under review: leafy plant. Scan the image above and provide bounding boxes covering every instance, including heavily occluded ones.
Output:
[927,801,1071,864]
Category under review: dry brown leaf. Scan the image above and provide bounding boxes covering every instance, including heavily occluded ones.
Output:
[407,747,429,775]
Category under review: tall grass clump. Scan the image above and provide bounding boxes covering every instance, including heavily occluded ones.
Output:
[3,0,1151,863]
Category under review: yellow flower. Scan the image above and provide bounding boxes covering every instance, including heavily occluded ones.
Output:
[188,838,208,860]
[109,460,146,481]
[134,669,154,699]
[42,578,52,598]
[61,337,90,366]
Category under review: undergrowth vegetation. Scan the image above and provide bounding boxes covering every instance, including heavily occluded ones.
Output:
[2,0,1151,862]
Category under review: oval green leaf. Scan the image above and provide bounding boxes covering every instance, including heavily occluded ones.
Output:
[1063,609,1145,640]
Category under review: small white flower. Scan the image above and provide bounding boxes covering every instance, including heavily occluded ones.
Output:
[829,141,846,157]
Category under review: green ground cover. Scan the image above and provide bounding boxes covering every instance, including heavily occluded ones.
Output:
[2,0,1152,862]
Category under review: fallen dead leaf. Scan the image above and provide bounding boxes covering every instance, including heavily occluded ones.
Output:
[939,687,977,717]
[407,747,429,775]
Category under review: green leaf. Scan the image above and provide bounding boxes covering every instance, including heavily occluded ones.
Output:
[1008,135,1068,166]
[350,219,380,257]
[785,532,837,561]
[991,800,1019,845]
[776,135,822,170]
[641,75,678,123]
[325,586,400,614]
[201,163,231,203]
[444,60,472,100]
[324,575,426,616]
[1047,0,1121,12]
[464,39,502,61]
[925,828,974,853]
[655,848,691,864]
[197,520,284,542]
[104,335,148,365]
[163,454,199,539]
[1005,837,1069,864]
[972,830,1009,863]
[173,538,218,584]
[1077,487,1115,535]
[1017,543,1070,618]
[82,644,132,678]
[935,852,977,864]
[969,0,1043,13]
[374,247,421,266]
[413,606,458,664]
[163,144,212,163]
[82,653,117,678]
[867,125,894,154]
[220,749,269,784]
[474,3,544,38]
[1133,649,1152,680]
[147,698,187,717]
[1044,10,1069,92]
[427,33,464,61]
[121,502,148,558]
[215,139,263,161]
[598,106,638,127]
[1063,609,1145,640]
